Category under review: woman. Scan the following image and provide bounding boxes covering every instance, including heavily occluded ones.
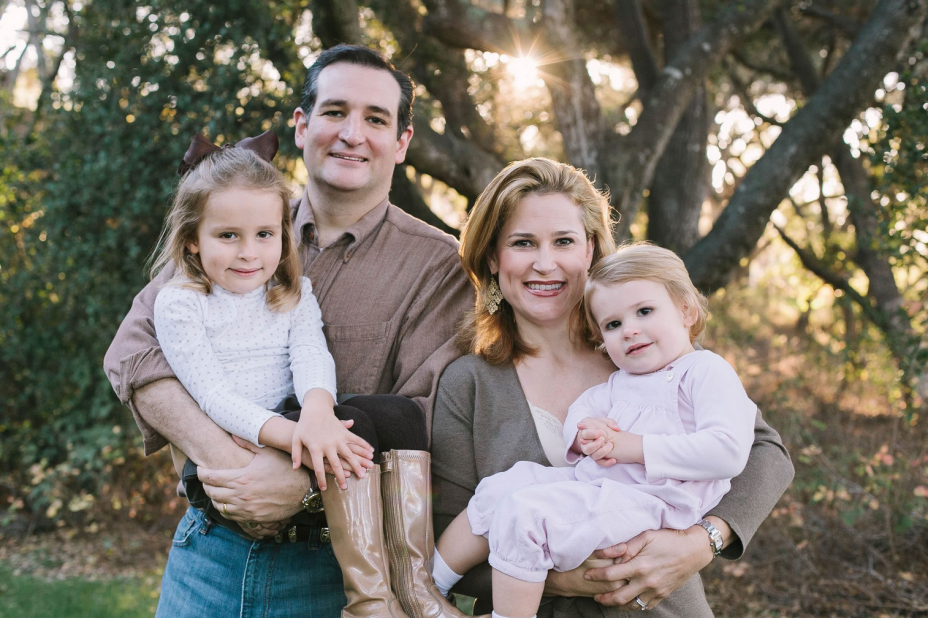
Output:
[431,158,794,616]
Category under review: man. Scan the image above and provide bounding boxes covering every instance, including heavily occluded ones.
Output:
[104,45,471,617]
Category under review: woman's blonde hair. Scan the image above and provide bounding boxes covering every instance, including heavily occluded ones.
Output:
[458,158,616,364]
[149,147,301,312]
[584,242,708,345]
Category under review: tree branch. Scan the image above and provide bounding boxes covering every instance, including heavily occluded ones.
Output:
[390,165,459,236]
[371,0,499,154]
[613,0,660,91]
[309,0,363,47]
[609,0,789,239]
[776,7,912,335]
[404,120,504,203]
[800,4,862,38]
[538,0,607,180]
[774,224,889,332]
[423,1,536,55]
[684,0,928,293]
[729,48,795,82]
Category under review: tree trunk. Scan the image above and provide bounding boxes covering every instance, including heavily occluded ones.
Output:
[310,0,363,47]
[609,0,788,239]
[684,0,928,294]
[646,0,710,254]
[541,0,607,184]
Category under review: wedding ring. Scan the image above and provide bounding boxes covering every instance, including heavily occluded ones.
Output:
[222,503,229,517]
[246,521,258,529]
[635,596,647,611]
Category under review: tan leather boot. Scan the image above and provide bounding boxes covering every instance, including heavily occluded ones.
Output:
[381,450,473,618]
[321,468,410,618]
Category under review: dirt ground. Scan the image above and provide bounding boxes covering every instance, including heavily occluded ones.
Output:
[2,507,926,617]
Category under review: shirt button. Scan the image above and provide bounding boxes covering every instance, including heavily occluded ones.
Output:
[666,372,674,382]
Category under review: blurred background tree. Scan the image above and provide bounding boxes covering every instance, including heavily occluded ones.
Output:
[1,0,926,613]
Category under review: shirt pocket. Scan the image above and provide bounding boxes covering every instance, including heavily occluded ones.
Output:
[323,320,392,395]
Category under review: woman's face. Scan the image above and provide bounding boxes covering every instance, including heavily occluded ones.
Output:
[488,192,594,331]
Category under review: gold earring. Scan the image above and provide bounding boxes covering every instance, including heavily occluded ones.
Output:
[485,276,504,315]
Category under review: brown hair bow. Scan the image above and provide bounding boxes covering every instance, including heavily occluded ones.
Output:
[178,129,280,175]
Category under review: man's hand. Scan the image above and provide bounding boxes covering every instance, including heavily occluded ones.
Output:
[197,440,312,523]
[582,525,716,610]
[544,556,623,598]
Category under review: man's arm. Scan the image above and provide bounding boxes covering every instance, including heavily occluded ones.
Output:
[103,266,177,455]
[133,379,253,470]
[392,250,472,436]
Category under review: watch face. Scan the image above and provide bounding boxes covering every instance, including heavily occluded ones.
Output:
[304,490,324,513]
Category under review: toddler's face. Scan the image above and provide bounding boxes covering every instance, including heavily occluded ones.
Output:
[187,188,284,295]
[589,279,695,374]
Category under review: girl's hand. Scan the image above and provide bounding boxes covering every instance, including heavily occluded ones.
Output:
[577,417,621,466]
[292,390,374,490]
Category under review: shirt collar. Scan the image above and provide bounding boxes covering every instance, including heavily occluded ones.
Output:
[293,190,391,261]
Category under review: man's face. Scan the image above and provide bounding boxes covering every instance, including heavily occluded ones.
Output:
[294,63,413,201]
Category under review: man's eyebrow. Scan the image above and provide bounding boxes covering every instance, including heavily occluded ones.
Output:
[365,104,393,118]
[316,99,394,119]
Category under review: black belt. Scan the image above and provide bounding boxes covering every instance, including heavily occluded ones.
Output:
[202,508,330,544]
[182,457,329,543]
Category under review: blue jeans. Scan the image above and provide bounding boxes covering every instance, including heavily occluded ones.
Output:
[156,507,346,618]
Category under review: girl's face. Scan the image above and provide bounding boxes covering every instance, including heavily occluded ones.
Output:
[487,192,594,331]
[187,188,284,295]
[589,279,696,374]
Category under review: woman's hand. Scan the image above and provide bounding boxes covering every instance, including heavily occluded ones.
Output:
[197,439,311,523]
[582,524,717,610]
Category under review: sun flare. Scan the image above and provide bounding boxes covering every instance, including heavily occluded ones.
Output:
[506,55,540,88]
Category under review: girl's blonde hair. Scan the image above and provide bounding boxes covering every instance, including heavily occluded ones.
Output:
[458,158,616,364]
[584,242,708,345]
[150,147,301,312]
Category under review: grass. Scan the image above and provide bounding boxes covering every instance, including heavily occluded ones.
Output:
[0,565,159,618]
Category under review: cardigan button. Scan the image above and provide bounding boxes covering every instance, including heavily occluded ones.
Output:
[665,372,674,382]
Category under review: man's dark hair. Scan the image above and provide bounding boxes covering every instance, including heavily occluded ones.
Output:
[300,45,415,138]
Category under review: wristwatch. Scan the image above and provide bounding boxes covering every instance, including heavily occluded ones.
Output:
[302,477,324,513]
[696,518,723,557]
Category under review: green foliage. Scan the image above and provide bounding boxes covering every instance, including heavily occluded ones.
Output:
[866,50,928,403]
[0,0,308,523]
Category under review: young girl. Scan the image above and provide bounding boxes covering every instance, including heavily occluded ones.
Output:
[151,131,426,498]
[431,243,756,617]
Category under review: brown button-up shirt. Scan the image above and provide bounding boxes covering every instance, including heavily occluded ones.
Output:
[103,195,472,455]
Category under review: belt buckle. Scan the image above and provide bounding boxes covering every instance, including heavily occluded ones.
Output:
[302,488,324,514]
[320,527,330,543]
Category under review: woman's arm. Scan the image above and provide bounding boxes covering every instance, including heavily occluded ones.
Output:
[580,408,794,609]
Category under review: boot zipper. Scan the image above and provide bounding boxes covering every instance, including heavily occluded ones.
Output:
[384,452,422,618]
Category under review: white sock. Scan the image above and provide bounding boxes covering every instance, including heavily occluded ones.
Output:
[432,549,463,597]
[492,612,536,618]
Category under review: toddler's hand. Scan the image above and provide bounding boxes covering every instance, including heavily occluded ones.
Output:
[577,417,621,467]
[292,404,374,491]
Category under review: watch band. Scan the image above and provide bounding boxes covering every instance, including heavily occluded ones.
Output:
[302,475,324,513]
[696,518,723,556]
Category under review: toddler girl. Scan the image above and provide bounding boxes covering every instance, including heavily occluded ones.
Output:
[431,243,756,617]
[151,131,426,501]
